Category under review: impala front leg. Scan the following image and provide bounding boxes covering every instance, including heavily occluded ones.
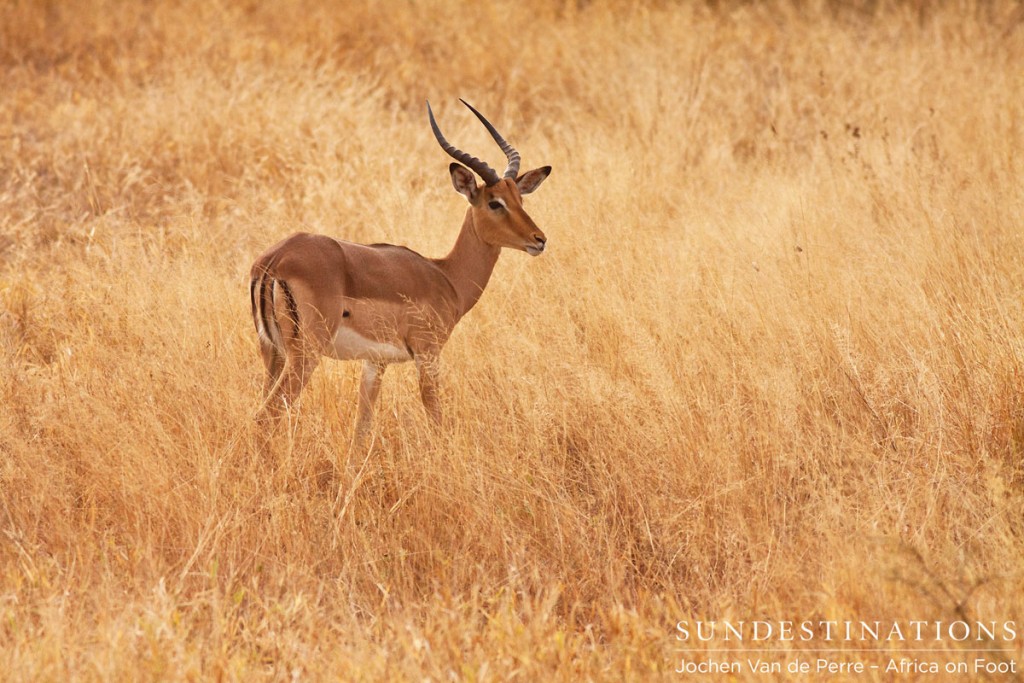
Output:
[355,361,386,441]
[415,354,443,426]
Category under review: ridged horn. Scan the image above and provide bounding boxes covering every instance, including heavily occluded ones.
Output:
[460,98,521,180]
[426,101,500,186]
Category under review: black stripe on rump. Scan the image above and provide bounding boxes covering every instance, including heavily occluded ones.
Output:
[249,277,260,333]
[277,280,300,339]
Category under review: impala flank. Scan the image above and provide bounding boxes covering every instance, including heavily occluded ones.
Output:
[249,100,551,437]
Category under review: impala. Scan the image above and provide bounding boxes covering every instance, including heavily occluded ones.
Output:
[249,100,551,437]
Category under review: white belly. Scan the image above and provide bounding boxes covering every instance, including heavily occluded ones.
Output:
[330,326,411,362]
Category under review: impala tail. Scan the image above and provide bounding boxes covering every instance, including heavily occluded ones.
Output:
[250,273,296,349]
[250,264,301,414]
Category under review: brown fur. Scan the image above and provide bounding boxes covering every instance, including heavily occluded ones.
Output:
[250,170,551,437]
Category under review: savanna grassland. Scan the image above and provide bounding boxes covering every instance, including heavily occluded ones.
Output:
[2,0,1024,680]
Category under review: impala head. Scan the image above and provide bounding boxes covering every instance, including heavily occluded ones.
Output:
[428,99,551,256]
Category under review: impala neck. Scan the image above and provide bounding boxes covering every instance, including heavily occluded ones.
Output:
[436,209,501,319]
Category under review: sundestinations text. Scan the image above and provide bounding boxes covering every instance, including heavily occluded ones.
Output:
[675,620,1018,643]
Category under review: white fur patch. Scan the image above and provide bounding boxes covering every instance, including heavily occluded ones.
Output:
[331,326,411,363]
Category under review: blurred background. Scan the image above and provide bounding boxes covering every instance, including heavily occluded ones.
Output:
[2,1,1023,680]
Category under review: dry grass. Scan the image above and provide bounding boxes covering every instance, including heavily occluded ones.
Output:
[2,0,1024,680]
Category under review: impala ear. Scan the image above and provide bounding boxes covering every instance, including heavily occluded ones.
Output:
[515,166,551,195]
[449,163,478,202]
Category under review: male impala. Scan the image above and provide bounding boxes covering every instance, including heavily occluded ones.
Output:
[249,100,551,437]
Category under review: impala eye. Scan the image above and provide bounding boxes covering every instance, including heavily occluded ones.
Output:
[488,199,505,211]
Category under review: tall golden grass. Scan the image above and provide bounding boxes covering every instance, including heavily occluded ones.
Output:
[2,0,1024,679]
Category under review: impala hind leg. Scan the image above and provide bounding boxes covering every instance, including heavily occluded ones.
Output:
[255,342,287,427]
[259,346,320,422]
[415,354,443,426]
[354,361,386,442]
[260,342,285,401]
[281,349,320,410]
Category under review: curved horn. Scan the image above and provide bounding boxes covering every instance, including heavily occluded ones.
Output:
[460,99,521,180]
[426,101,500,186]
